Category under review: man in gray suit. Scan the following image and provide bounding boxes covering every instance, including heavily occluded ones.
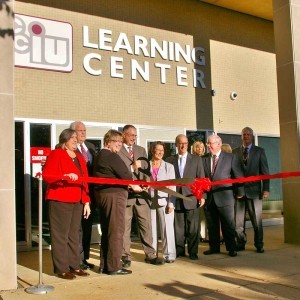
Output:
[202,134,244,257]
[166,134,205,260]
[233,127,270,253]
[118,125,165,267]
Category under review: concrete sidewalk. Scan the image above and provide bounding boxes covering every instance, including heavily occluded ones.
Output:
[1,223,300,299]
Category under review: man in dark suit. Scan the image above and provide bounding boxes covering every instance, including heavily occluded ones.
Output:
[233,127,270,253]
[70,121,96,269]
[166,134,205,260]
[118,125,164,267]
[202,134,244,257]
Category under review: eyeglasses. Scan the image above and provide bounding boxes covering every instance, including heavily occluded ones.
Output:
[178,143,188,145]
[206,141,218,146]
[111,140,123,143]
[126,133,138,138]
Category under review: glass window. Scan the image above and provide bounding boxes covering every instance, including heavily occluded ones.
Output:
[30,124,51,247]
[186,130,206,153]
[258,136,282,203]
[218,133,241,150]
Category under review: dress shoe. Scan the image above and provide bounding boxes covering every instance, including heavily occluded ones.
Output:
[145,257,165,265]
[57,272,76,280]
[256,248,265,253]
[70,269,90,276]
[189,254,199,260]
[122,259,131,268]
[83,259,95,269]
[107,269,132,275]
[200,238,209,243]
[228,251,237,257]
[203,249,220,255]
[98,268,108,274]
[165,257,175,263]
[80,262,89,270]
[176,253,186,258]
[236,245,245,251]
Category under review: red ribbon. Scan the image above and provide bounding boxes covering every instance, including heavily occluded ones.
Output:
[38,171,300,200]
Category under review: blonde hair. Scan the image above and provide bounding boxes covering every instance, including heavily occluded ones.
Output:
[221,143,232,153]
[192,141,205,156]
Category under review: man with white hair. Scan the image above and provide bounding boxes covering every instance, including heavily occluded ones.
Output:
[201,134,244,257]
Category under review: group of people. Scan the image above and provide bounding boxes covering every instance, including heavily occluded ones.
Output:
[42,123,270,279]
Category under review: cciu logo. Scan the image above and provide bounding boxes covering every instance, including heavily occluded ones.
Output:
[14,14,72,71]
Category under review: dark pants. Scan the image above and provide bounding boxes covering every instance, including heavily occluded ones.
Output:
[174,207,200,256]
[205,200,236,252]
[48,200,82,274]
[80,200,95,260]
[235,196,263,249]
[96,190,127,272]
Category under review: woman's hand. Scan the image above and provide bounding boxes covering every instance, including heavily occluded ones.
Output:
[64,173,78,181]
[199,198,205,207]
[166,206,174,214]
[129,184,143,193]
[83,203,91,219]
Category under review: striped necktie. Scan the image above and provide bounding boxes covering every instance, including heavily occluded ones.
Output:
[128,146,134,160]
[80,144,89,162]
[212,154,217,175]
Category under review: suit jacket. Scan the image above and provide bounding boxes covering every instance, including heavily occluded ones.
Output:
[118,144,149,204]
[77,141,96,176]
[202,151,244,207]
[77,141,96,199]
[150,160,176,208]
[232,145,270,199]
[166,152,205,210]
[43,148,90,204]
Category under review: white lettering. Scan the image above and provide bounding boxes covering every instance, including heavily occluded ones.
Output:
[191,47,205,66]
[82,26,98,49]
[150,39,168,60]
[114,32,133,54]
[99,29,113,51]
[174,43,191,64]
[193,69,206,88]
[131,59,149,81]
[155,63,171,84]
[134,35,149,57]
[111,56,124,78]
[177,66,188,86]
[83,53,102,75]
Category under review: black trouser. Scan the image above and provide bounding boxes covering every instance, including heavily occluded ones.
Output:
[174,207,200,256]
[205,200,236,252]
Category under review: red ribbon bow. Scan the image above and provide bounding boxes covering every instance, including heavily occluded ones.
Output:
[190,177,212,200]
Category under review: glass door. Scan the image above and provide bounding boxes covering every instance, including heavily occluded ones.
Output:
[30,123,51,248]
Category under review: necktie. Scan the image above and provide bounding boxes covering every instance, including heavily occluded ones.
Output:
[243,147,249,166]
[80,144,89,163]
[212,154,217,175]
[128,146,134,160]
[179,156,184,178]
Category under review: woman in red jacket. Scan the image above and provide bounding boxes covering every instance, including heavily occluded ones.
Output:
[43,128,91,280]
